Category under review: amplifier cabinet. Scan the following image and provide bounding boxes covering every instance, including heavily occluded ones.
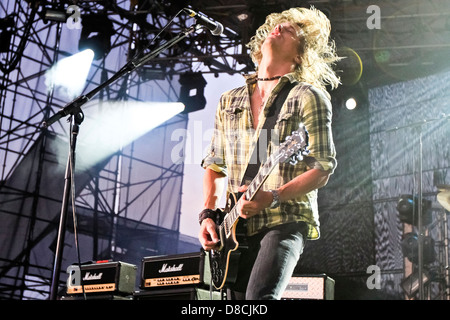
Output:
[134,287,222,300]
[66,261,137,296]
[140,252,204,289]
[281,274,335,300]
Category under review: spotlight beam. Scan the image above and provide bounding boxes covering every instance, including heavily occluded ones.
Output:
[45,49,95,99]
[77,100,185,169]
[42,23,199,129]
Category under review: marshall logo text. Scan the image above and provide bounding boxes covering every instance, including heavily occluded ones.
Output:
[83,272,103,281]
[158,263,183,273]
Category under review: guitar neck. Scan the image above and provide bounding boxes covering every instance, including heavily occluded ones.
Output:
[221,151,282,233]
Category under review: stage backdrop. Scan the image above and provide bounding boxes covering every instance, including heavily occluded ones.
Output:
[297,70,450,300]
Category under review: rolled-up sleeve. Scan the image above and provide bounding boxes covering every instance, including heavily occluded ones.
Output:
[301,87,337,174]
[201,97,228,176]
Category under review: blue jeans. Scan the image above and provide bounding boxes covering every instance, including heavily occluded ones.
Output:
[227,221,307,300]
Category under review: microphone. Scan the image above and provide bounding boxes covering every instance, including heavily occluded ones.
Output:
[183,8,224,36]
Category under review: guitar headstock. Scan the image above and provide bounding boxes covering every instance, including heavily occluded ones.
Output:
[277,124,310,165]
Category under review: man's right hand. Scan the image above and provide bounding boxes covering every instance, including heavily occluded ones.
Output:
[199,218,220,251]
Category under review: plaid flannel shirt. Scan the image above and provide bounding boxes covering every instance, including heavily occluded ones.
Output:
[201,73,337,239]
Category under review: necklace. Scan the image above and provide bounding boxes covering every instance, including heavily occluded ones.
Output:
[255,75,281,81]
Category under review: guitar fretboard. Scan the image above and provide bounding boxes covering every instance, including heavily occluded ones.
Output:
[220,150,283,236]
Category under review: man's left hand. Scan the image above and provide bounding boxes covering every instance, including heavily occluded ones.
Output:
[237,185,273,219]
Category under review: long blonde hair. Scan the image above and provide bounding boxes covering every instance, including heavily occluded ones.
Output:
[247,7,341,91]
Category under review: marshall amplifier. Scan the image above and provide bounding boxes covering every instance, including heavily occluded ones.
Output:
[140,252,204,289]
[66,261,137,296]
[133,287,222,300]
[281,274,335,300]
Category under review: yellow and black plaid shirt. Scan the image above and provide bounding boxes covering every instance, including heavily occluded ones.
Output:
[202,73,337,239]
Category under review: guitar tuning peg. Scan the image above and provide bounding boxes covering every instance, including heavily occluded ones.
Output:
[289,154,298,165]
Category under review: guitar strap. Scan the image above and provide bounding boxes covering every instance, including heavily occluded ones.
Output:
[241,81,296,186]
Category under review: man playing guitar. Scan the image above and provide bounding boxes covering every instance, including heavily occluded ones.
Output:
[199,7,340,300]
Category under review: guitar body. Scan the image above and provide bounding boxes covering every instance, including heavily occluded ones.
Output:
[209,193,247,290]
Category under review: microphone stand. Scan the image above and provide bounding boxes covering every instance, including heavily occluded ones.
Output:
[47,24,200,300]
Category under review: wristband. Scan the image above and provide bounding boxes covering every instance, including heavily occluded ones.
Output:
[269,189,280,208]
[199,208,217,225]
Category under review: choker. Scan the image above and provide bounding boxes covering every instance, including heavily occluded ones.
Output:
[255,75,282,81]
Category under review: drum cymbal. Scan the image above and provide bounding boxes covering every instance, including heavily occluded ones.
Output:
[437,190,450,211]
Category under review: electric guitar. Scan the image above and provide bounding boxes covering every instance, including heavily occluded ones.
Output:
[209,124,310,290]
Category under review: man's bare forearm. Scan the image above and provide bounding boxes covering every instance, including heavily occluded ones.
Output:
[277,168,330,202]
[203,168,226,210]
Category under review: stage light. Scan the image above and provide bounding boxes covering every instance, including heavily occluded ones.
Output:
[342,91,366,111]
[45,49,94,99]
[401,269,430,298]
[0,15,15,53]
[138,66,166,81]
[78,14,114,60]
[401,232,436,265]
[396,194,432,226]
[178,72,207,113]
[337,80,368,111]
[74,100,185,169]
[42,9,67,22]
[345,97,357,110]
